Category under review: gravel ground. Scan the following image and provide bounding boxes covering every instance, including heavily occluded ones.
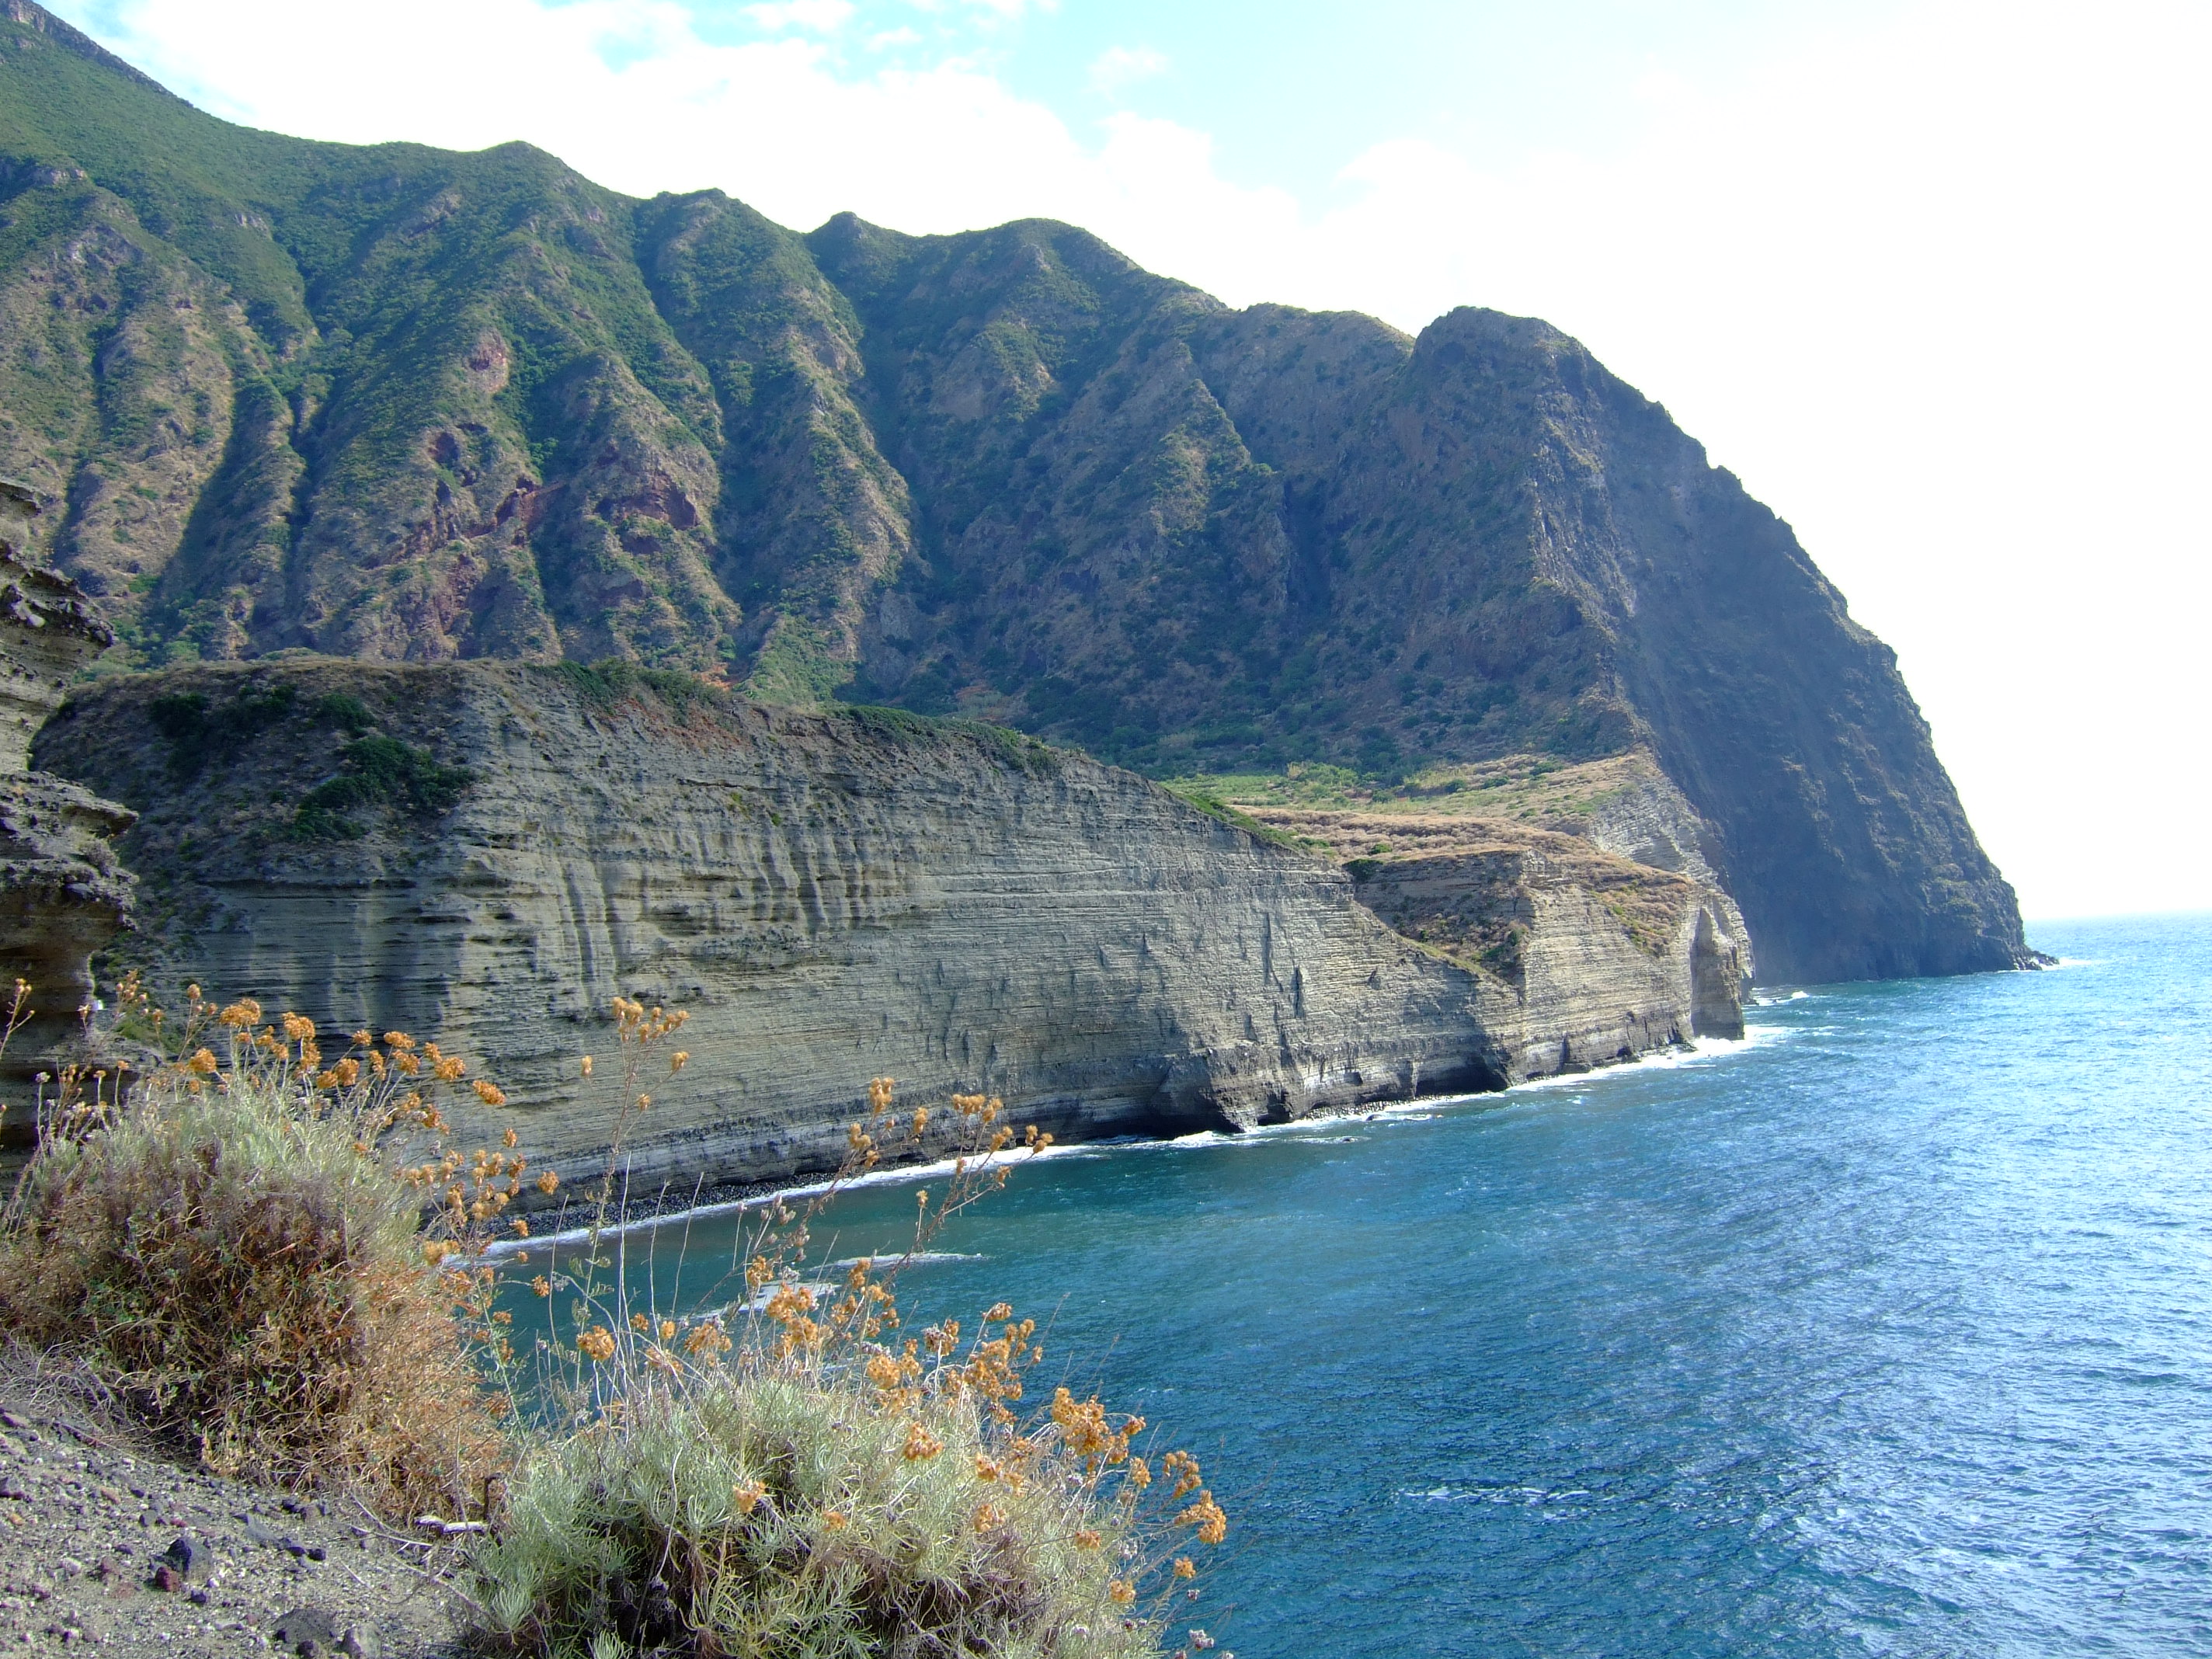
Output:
[0,1358,471,1656]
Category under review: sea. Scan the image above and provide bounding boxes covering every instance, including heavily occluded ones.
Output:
[544,913,2212,1657]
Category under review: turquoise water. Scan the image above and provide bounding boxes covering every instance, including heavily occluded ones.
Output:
[549,914,2212,1657]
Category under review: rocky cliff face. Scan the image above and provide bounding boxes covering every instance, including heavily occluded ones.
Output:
[1243,747,1755,1068]
[0,1,2026,985]
[0,481,133,1094]
[40,661,1741,1186]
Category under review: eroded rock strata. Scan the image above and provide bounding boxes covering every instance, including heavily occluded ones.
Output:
[1256,809,1751,1076]
[0,482,134,1094]
[41,661,1743,1187]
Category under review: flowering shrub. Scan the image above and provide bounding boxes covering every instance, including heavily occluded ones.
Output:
[0,977,516,1518]
[467,1021,1229,1657]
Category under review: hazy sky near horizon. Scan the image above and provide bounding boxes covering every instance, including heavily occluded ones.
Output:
[48,0,2212,922]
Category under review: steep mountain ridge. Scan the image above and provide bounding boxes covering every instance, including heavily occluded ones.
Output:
[0,1,2027,982]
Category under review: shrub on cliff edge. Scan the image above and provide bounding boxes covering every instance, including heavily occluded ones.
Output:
[0,982,518,1518]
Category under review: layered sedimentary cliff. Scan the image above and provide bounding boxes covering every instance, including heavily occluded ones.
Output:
[1257,810,1751,1077]
[0,482,134,1092]
[40,661,1744,1186]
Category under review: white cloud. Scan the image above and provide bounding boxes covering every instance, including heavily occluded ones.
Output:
[1087,43,1167,96]
[45,0,2212,916]
[743,0,854,33]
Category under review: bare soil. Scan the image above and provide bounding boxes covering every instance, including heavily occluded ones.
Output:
[0,1354,468,1655]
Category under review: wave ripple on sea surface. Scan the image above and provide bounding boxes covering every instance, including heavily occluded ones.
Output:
[562,913,2212,1658]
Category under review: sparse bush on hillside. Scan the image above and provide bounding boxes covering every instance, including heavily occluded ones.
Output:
[0,976,523,1518]
[293,732,476,840]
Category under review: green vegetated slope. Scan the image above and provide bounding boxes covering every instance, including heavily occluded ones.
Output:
[0,2,2023,981]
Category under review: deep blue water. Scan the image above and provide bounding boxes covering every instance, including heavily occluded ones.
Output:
[558,914,2212,1657]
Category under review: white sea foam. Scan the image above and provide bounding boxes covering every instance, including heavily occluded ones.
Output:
[485,1021,1780,1257]
[1504,1025,1784,1094]
[481,1142,1093,1257]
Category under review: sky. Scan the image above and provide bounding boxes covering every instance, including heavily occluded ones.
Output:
[47,0,2212,921]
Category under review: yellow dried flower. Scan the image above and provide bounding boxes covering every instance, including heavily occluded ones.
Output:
[823,1510,848,1533]
[1173,1558,1197,1580]
[732,1481,765,1515]
[1164,1451,1203,1500]
[473,1079,506,1106]
[683,1322,732,1358]
[1074,1529,1102,1550]
[1177,1494,1229,1546]
[576,1327,617,1363]
[670,1050,689,1073]
[1108,1581,1136,1606]
[659,1319,676,1342]
[186,1048,217,1076]
[384,1031,415,1050]
[280,1012,315,1042]
[330,1056,360,1087]
[530,1276,552,1298]
[972,1502,1006,1534]
[580,1055,593,1077]
[502,1127,519,1148]
[536,1170,560,1195]
[902,1422,943,1461]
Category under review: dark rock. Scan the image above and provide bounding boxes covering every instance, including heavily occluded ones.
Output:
[150,1563,179,1592]
[339,1626,381,1659]
[273,1606,339,1653]
[162,1532,210,1584]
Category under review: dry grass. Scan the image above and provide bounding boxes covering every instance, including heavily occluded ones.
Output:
[0,979,517,1520]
